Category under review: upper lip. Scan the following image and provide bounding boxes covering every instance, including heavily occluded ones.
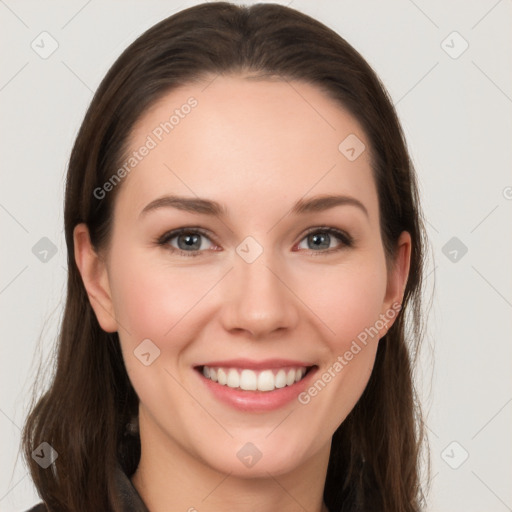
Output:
[195,358,316,370]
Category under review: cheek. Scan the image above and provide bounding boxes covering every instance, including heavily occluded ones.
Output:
[292,256,388,347]
[110,246,388,358]
[109,251,214,343]
[294,266,386,433]
[296,258,387,423]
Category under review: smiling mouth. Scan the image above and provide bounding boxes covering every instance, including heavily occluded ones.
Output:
[195,365,316,392]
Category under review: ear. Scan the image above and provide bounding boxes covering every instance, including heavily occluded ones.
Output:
[73,223,118,333]
[380,231,411,333]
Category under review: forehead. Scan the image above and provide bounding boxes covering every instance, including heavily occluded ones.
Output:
[116,74,377,223]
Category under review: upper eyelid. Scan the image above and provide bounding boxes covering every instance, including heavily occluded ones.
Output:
[297,227,353,248]
[159,226,352,250]
[158,226,216,243]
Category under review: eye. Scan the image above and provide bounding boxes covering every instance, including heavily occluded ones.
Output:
[296,227,353,253]
[157,226,353,257]
[157,228,217,256]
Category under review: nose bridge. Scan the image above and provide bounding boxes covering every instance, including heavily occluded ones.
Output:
[221,245,299,337]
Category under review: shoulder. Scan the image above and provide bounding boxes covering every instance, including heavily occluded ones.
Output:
[24,504,47,512]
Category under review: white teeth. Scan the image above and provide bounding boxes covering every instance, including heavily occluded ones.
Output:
[275,369,286,388]
[217,368,227,385]
[257,370,275,391]
[240,369,257,391]
[227,368,239,388]
[201,365,310,392]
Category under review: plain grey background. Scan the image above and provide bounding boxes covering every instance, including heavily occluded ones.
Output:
[1,1,511,511]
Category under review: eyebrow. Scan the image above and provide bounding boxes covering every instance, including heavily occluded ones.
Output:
[139,194,368,218]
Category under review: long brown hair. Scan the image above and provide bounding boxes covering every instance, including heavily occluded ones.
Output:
[22,3,429,511]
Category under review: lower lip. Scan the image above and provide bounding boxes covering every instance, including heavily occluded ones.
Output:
[195,367,318,412]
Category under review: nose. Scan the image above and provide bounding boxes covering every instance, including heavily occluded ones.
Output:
[219,252,300,339]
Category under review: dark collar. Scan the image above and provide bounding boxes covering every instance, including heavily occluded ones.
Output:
[114,465,150,512]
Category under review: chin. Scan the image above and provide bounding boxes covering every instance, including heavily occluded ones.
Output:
[198,436,315,479]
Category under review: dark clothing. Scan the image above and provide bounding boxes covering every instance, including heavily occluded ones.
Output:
[25,465,149,511]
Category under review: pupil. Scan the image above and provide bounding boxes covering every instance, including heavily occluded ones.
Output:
[309,233,330,250]
[179,233,200,250]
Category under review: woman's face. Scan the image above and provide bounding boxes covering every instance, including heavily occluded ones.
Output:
[77,75,410,477]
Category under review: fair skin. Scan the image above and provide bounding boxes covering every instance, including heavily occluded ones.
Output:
[74,75,410,512]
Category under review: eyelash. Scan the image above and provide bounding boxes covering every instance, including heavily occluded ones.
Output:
[156,226,354,257]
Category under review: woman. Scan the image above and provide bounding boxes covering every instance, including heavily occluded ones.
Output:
[22,2,429,511]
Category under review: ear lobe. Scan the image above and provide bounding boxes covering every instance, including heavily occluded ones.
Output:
[381,231,412,331]
[73,223,118,333]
